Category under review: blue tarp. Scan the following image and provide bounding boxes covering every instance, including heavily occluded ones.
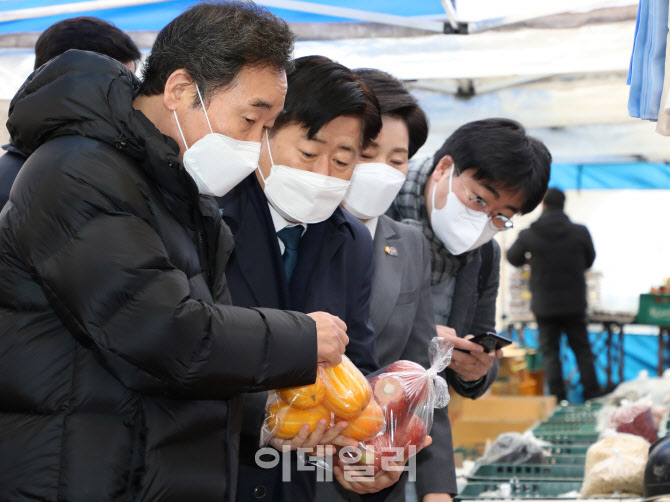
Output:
[550,163,670,190]
[0,0,447,34]
[510,327,665,403]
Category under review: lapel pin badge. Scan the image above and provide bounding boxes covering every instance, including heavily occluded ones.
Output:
[384,246,398,257]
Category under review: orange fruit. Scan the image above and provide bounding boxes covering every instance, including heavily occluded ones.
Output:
[266,400,331,439]
[338,399,385,441]
[278,367,326,409]
[322,356,371,420]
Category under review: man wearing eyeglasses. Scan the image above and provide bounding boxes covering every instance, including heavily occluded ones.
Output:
[388,118,551,398]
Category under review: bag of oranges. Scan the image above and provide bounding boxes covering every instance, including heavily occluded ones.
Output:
[262,355,381,445]
[337,336,453,477]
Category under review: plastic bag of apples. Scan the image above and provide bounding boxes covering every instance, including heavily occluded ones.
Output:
[261,336,453,478]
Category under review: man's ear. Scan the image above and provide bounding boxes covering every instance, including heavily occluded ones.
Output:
[163,69,196,112]
[431,155,454,183]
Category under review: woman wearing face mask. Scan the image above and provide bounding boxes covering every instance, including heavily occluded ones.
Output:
[316,69,456,502]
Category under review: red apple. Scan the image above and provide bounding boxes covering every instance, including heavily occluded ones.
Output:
[385,360,430,411]
[394,414,427,461]
[371,375,410,421]
[386,360,425,373]
[339,433,404,478]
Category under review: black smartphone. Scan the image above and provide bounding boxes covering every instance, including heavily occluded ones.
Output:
[455,332,512,353]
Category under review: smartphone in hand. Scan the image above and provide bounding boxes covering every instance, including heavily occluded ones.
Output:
[455,332,512,354]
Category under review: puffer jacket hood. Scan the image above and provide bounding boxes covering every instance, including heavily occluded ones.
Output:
[0,50,317,502]
[8,49,196,209]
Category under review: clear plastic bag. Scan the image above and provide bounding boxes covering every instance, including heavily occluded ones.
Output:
[261,356,375,446]
[581,451,647,496]
[336,337,453,477]
[585,431,650,479]
[260,337,453,477]
[477,432,548,466]
[606,397,659,444]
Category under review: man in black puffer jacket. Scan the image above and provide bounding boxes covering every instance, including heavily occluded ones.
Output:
[507,188,601,401]
[0,3,349,501]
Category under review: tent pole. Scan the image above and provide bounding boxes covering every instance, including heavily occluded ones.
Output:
[256,0,446,32]
[0,0,170,23]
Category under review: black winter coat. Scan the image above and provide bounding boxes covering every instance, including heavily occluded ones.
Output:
[507,209,596,317]
[0,50,318,502]
[0,142,26,210]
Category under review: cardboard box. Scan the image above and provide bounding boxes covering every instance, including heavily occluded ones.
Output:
[459,395,556,421]
[451,417,536,449]
[447,387,557,450]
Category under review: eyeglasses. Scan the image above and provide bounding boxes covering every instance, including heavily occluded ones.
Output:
[460,177,513,230]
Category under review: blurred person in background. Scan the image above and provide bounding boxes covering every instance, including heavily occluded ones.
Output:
[507,187,601,402]
[0,3,349,500]
[388,118,552,401]
[0,16,142,209]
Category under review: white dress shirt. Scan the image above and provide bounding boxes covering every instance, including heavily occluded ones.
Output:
[267,203,307,255]
[363,216,379,239]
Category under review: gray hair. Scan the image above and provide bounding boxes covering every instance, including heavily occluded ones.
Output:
[139,1,295,106]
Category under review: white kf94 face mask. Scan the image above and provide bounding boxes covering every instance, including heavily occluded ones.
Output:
[430,167,499,255]
[258,132,351,224]
[173,84,261,197]
[341,162,406,220]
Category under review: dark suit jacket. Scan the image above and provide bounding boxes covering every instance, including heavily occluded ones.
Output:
[316,215,457,502]
[218,174,378,502]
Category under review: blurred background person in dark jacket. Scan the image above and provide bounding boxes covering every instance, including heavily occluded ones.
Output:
[0,16,142,210]
[507,187,602,401]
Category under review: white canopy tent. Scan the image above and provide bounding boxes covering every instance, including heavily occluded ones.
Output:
[0,0,667,323]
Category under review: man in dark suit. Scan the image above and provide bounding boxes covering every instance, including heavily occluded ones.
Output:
[507,188,601,401]
[218,56,390,502]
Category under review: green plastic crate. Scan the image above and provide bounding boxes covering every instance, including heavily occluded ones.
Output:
[457,481,582,500]
[532,422,597,434]
[542,445,589,455]
[468,463,584,481]
[551,403,602,415]
[543,414,598,424]
[533,432,599,444]
[636,294,670,325]
[542,455,586,465]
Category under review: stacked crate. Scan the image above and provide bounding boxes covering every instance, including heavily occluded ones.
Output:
[457,403,610,500]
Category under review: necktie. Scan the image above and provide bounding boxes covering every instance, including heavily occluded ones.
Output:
[277,226,302,281]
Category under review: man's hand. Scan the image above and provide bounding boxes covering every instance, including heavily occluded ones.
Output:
[269,419,358,455]
[333,436,433,494]
[424,494,453,502]
[308,312,349,366]
[436,325,503,382]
